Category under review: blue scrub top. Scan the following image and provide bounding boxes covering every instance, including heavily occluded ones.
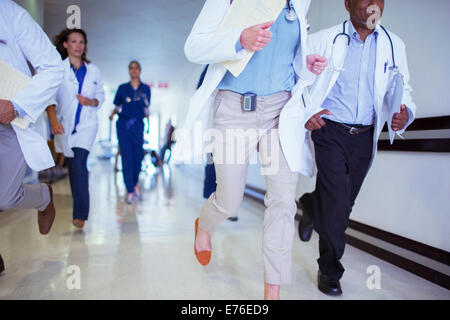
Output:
[114,82,151,119]
[218,1,300,96]
[72,63,87,133]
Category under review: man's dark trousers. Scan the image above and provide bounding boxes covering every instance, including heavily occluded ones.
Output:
[310,119,374,281]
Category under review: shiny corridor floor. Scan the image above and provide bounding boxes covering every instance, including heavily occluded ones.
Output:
[0,162,449,300]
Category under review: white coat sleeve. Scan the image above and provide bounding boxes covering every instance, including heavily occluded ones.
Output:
[302,0,312,16]
[184,0,246,65]
[395,41,416,135]
[54,82,64,116]
[302,31,330,123]
[94,68,105,109]
[8,2,64,123]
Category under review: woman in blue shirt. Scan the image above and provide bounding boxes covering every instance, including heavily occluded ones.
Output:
[112,61,151,204]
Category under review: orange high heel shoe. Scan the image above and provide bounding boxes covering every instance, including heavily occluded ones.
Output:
[194,218,211,266]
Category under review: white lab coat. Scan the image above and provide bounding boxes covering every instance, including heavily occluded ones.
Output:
[0,0,64,171]
[54,58,105,158]
[302,23,417,176]
[172,0,317,176]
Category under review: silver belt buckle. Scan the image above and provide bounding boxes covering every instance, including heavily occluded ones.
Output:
[349,127,358,135]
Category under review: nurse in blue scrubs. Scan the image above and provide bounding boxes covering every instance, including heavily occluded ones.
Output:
[112,61,151,204]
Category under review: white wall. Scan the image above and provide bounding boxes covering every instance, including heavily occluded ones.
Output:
[14,0,44,27]
[248,0,450,251]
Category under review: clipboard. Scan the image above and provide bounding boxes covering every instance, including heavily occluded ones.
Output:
[219,0,286,77]
[385,71,404,143]
[0,59,31,130]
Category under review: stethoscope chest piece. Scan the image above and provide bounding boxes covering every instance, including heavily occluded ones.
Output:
[285,10,297,22]
[285,1,297,22]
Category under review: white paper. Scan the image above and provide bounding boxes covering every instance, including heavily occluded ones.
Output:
[385,71,404,143]
[220,0,286,77]
[0,59,31,129]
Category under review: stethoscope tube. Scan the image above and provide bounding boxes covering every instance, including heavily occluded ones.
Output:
[333,21,351,45]
[333,20,397,70]
[379,25,396,69]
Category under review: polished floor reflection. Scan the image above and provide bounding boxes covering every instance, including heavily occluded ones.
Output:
[0,161,448,300]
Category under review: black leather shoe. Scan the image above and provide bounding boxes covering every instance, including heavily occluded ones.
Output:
[227,216,238,222]
[0,253,5,274]
[318,270,342,296]
[298,193,314,242]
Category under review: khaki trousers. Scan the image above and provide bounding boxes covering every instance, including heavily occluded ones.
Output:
[0,124,50,212]
[199,90,299,285]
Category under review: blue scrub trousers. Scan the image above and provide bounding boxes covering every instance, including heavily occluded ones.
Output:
[117,118,144,194]
[203,164,217,199]
[66,148,90,221]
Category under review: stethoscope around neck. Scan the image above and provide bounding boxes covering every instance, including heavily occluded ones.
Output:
[286,1,297,22]
[331,20,398,73]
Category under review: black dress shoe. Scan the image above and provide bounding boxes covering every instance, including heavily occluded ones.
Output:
[298,213,314,242]
[0,253,5,274]
[318,270,342,296]
[227,216,238,222]
[298,193,314,242]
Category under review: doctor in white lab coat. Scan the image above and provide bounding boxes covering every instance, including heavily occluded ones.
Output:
[176,0,328,300]
[173,0,321,176]
[50,28,105,229]
[296,0,417,296]
[0,0,63,238]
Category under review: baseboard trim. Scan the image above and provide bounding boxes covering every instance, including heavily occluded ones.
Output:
[346,235,450,290]
[244,184,450,290]
[347,220,450,266]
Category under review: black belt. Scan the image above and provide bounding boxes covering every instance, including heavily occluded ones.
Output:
[324,119,374,135]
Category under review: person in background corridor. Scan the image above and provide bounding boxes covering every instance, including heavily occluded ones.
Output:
[50,28,105,229]
[111,61,151,204]
[159,119,176,164]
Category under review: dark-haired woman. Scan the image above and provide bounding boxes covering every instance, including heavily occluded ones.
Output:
[111,61,151,204]
[48,28,105,229]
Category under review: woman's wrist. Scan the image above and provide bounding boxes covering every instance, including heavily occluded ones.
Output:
[48,114,59,126]
[50,120,60,128]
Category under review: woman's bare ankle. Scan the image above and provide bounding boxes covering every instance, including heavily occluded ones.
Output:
[195,227,212,251]
[264,283,280,300]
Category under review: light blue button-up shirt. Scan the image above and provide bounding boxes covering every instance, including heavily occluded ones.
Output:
[12,101,26,118]
[322,21,378,126]
[218,1,300,96]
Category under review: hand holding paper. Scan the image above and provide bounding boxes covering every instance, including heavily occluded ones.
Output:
[240,21,274,52]
[0,99,16,125]
[220,0,286,77]
[391,105,409,131]
[0,59,31,129]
